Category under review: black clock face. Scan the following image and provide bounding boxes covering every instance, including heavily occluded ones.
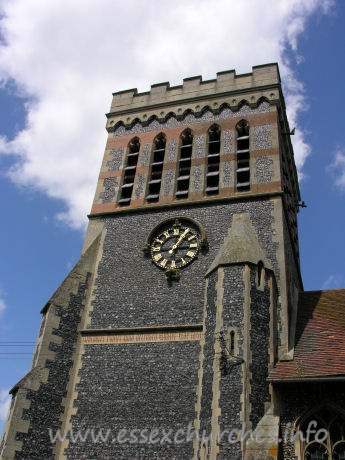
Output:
[150,222,200,270]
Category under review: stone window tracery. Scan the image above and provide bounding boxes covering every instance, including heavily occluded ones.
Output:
[300,407,345,460]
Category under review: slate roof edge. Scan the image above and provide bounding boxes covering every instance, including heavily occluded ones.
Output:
[268,375,345,383]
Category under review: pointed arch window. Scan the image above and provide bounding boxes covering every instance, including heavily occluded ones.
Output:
[118,137,140,206]
[236,120,250,191]
[206,124,220,195]
[299,407,345,459]
[176,129,193,199]
[146,133,166,203]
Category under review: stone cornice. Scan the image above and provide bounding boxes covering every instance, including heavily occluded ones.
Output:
[88,191,284,219]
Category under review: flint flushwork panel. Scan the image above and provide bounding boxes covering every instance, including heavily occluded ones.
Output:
[140,143,150,167]
[223,130,233,154]
[254,157,274,183]
[253,125,272,150]
[195,134,205,158]
[163,169,174,196]
[106,147,124,171]
[222,161,232,188]
[99,177,118,203]
[193,166,202,191]
[167,138,177,163]
[134,173,145,199]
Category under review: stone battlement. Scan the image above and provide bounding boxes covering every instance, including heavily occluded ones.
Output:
[109,63,280,115]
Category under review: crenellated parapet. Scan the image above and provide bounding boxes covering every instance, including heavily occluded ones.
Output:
[106,64,282,131]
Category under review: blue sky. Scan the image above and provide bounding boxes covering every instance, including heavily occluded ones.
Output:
[0,0,344,431]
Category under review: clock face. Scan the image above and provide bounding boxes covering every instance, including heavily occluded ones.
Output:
[150,222,200,270]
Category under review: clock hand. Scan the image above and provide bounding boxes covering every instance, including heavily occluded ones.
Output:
[168,228,189,254]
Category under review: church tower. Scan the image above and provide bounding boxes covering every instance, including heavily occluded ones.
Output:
[1,64,304,459]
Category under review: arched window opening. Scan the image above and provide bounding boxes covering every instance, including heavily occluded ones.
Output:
[206,124,220,195]
[236,120,250,191]
[118,137,140,206]
[333,442,345,460]
[305,443,328,459]
[146,133,166,203]
[258,261,264,287]
[230,330,235,356]
[176,129,193,199]
[300,407,345,459]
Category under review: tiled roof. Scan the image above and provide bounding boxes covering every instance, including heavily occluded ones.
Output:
[269,289,345,381]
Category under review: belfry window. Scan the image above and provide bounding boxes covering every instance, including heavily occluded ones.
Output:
[206,124,220,195]
[118,137,140,206]
[236,120,250,191]
[146,133,166,203]
[176,129,193,199]
[300,407,345,459]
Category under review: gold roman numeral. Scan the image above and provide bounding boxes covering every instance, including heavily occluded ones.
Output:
[189,243,198,248]
[186,251,195,258]
[188,235,196,241]
[173,228,179,236]
[153,254,162,262]
[160,259,167,268]
[163,231,170,238]
[170,260,176,268]
[152,247,161,252]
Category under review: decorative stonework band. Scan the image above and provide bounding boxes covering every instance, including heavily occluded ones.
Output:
[82,329,202,345]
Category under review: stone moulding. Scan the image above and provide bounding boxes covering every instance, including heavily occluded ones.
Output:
[107,97,277,134]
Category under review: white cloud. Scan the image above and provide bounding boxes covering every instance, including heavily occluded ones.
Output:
[0,389,10,421]
[322,274,344,290]
[0,298,6,316]
[0,0,334,229]
[328,147,345,191]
